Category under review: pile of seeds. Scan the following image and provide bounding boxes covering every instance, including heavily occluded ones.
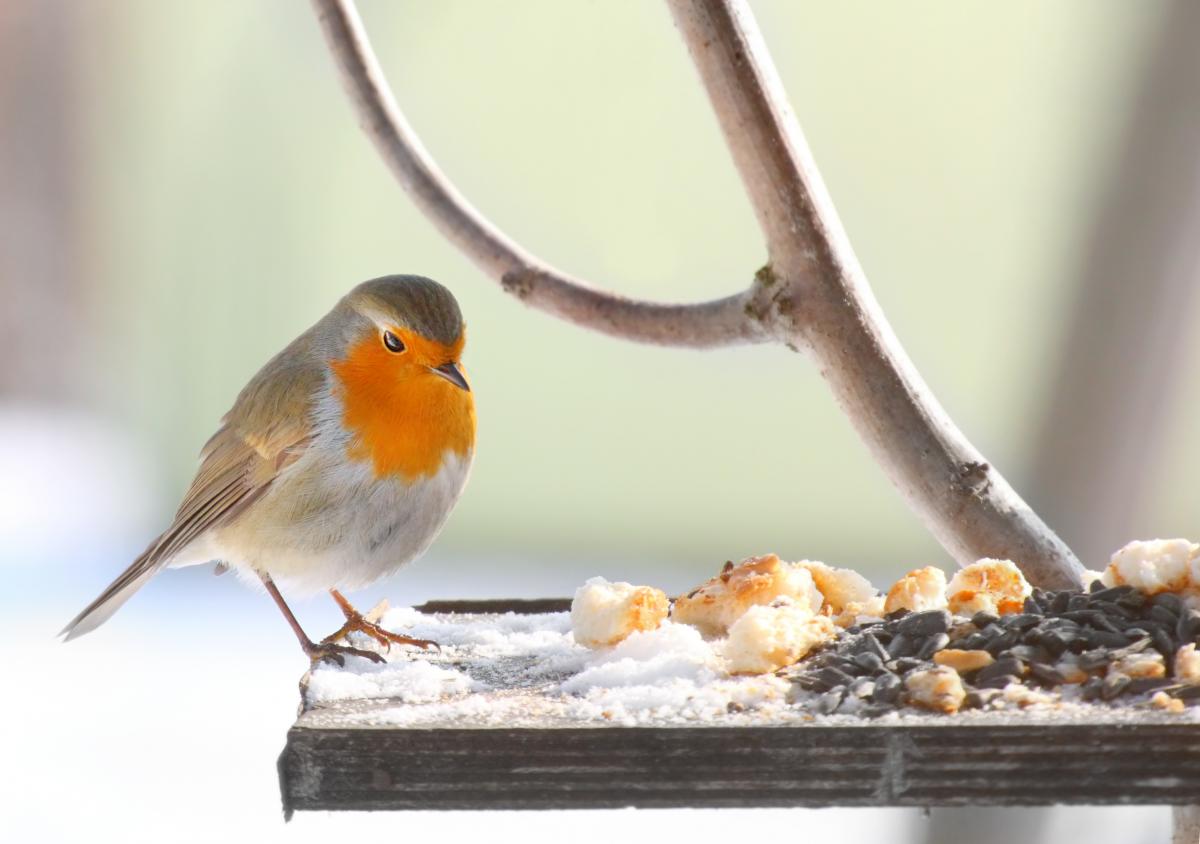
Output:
[785,583,1200,715]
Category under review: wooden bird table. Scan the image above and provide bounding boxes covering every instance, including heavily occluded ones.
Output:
[277,601,1200,839]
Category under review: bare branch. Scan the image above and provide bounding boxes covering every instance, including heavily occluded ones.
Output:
[666,0,1083,587]
[310,0,767,349]
[311,0,1084,588]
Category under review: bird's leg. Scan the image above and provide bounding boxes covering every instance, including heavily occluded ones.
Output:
[322,589,438,651]
[258,573,384,666]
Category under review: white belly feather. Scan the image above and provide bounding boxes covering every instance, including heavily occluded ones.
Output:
[169,432,472,595]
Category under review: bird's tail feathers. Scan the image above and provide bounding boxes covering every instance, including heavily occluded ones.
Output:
[60,543,166,641]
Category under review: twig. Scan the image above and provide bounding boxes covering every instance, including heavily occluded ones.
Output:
[309,0,1084,589]
[310,0,765,349]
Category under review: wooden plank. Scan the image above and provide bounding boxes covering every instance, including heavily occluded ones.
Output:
[414,598,571,615]
[279,719,1200,814]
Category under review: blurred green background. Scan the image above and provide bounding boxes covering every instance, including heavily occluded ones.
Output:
[5,0,1192,590]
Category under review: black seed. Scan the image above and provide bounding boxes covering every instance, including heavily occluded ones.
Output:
[856,632,891,662]
[1041,630,1079,657]
[1078,649,1111,671]
[849,676,876,698]
[1178,610,1200,643]
[1060,610,1104,627]
[976,673,1020,690]
[1028,663,1065,686]
[1050,591,1072,613]
[884,608,910,622]
[1152,628,1176,660]
[917,633,950,660]
[1067,594,1091,612]
[1000,613,1041,631]
[977,657,1024,685]
[817,666,855,688]
[828,655,865,676]
[1124,627,1152,642]
[793,673,829,692]
[962,689,1001,709]
[1101,673,1131,700]
[1116,591,1147,611]
[1089,579,1105,594]
[1088,613,1123,634]
[887,633,915,659]
[872,672,902,703]
[1090,585,1138,603]
[897,609,951,638]
[816,688,845,714]
[1148,605,1180,627]
[1127,677,1173,695]
[1153,593,1185,615]
[971,611,1000,629]
[1172,685,1200,701]
[891,657,925,674]
[1023,596,1043,614]
[985,630,1020,656]
[1082,630,1129,650]
[853,651,885,674]
[1095,600,1139,620]
[1112,637,1153,659]
[1006,644,1053,664]
[957,633,989,651]
[1081,676,1104,700]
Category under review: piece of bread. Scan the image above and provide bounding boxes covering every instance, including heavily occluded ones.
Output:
[946,558,1030,616]
[884,566,948,614]
[1103,539,1198,595]
[724,598,837,675]
[571,577,669,648]
[671,554,823,638]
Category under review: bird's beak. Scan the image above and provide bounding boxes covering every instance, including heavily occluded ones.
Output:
[429,362,470,391]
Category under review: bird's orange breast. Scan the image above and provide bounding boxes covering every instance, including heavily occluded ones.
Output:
[330,335,475,481]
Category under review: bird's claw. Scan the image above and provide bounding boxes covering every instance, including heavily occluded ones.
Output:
[321,615,439,653]
[304,640,386,666]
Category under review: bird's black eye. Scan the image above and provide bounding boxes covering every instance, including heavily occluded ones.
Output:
[382,330,405,353]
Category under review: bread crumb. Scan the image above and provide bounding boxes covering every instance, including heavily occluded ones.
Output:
[884,567,947,614]
[799,561,882,626]
[1151,691,1185,713]
[1103,539,1197,594]
[724,598,836,675]
[1176,644,1200,684]
[933,649,994,673]
[672,554,823,637]
[1053,658,1091,685]
[570,577,668,648]
[946,558,1031,616]
[1109,650,1166,679]
[904,666,966,713]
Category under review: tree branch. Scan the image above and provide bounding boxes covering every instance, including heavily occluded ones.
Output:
[666,0,1082,588]
[310,0,1084,588]
[310,0,767,349]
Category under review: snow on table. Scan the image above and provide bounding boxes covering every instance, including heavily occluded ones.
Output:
[301,607,797,728]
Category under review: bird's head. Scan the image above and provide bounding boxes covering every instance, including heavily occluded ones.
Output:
[325,275,475,480]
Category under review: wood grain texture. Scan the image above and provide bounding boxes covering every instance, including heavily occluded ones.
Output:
[279,719,1200,814]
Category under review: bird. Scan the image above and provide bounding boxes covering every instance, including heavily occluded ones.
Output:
[61,275,476,664]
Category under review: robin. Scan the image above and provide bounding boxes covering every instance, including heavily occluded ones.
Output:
[61,275,475,664]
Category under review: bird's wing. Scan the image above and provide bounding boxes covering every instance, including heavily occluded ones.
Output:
[61,336,325,639]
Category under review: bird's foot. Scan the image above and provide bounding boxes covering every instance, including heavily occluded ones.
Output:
[303,639,386,667]
[321,614,439,652]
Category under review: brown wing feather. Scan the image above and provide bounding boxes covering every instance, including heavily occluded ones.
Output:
[61,332,324,640]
